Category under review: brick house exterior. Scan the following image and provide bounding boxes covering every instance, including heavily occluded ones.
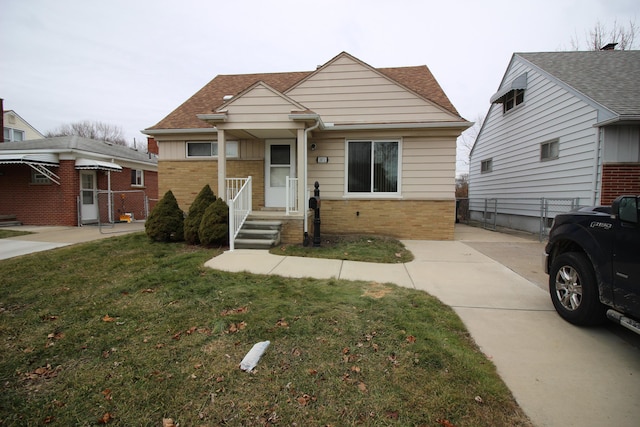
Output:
[0,136,158,226]
[144,52,470,244]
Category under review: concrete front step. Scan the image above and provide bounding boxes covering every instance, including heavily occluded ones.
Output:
[234,219,282,249]
[0,221,22,227]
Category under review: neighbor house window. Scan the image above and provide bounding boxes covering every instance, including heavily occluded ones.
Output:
[503,89,525,113]
[131,169,144,186]
[541,140,559,161]
[186,141,238,158]
[3,127,25,142]
[31,169,50,184]
[481,158,493,173]
[346,139,400,194]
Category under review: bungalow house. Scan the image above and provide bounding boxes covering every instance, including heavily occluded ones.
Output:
[469,50,640,234]
[0,136,159,226]
[144,52,470,247]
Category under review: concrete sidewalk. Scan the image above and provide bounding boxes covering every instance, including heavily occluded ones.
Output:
[205,225,640,427]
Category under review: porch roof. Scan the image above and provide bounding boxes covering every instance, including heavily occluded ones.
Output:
[0,153,59,166]
[75,158,122,172]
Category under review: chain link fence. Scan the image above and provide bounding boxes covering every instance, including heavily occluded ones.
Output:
[457,197,582,240]
[93,190,157,233]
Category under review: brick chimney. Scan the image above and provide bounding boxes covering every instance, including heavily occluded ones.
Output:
[147,137,159,155]
[1,98,4,143]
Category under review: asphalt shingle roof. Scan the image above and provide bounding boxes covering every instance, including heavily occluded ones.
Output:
[518,50,640,117]
[147,57,460,130]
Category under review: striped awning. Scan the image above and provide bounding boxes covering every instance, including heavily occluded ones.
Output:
[75,158,122,172]
[0,153,59,166]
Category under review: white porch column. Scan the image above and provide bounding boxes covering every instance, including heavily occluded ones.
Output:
[217,129,226,200]
[297,128,306,215]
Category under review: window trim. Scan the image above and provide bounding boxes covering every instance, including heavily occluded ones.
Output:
[540,139,559,161]
[186,141,238,158]
[31,169,51,184]
[3,127,25,142]
[481,158,493,174]
[502,89,525,114]
[131,169,144,187]
[344,138,402,198]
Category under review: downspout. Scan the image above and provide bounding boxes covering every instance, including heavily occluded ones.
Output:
[591,127,603,205]
[303,119,320,242]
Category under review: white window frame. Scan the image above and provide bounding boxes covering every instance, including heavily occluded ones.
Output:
[481,158,493,174]
[186,141,238,158]
[3,127,25,142]
[131,169,144,187]
[344,138,402,198]
[502,89,525,114]
[540,139,559,161]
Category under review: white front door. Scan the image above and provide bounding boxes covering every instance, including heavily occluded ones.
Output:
[80,171,98,223]
[265,139,295,207]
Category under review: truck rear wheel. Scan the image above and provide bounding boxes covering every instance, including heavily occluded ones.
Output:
[549,252,606,326]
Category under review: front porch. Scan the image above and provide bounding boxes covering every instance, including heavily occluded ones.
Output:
[226,176,312,250]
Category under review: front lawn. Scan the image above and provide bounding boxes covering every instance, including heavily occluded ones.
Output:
[0,233,531,426]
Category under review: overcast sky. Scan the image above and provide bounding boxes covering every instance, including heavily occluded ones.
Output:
[1,0,637,174]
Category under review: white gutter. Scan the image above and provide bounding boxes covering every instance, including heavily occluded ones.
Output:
[323,121,472,131]
[141,128,217,135]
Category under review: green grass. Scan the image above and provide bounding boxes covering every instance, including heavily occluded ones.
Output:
[0,233,531,426]
[270,234,414,263]
[0,229,32,239]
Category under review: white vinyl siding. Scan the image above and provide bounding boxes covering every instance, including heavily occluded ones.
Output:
[469,57,600,211]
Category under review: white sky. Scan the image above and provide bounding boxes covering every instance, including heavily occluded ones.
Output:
[1,0,637,174]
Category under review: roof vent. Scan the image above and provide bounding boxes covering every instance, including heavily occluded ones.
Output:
[600,42,618,50]
[223,95,233,101]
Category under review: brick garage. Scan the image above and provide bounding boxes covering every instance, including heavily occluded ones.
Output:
[601,163,640,205]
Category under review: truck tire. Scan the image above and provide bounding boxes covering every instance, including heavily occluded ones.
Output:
[549,252,606,326]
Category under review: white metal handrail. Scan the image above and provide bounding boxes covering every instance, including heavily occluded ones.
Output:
[285,176,299,215]
[227,176,252,251]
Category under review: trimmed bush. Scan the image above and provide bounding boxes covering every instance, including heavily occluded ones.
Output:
[145,190,185,242]
[199,198,229,246]
[184,184,216,244]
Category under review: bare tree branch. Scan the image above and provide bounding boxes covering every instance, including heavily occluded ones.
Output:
[46,120,127,145]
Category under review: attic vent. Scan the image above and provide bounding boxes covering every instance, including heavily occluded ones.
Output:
[223,95,233,101]
[600,43,618,50]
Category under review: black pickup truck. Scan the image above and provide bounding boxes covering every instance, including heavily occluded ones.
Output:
[544,195,640,334]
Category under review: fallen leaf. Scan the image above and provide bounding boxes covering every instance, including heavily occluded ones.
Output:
[221,306,248,316]
[386,411,399,420]
[474,395,484,404]
[276,318,289,327]
[43,415,55,424]
[172,332,182,340]
[140,288,155,293]
[395,252,402,258]
[308,369,318,376]
[102,315,115,322]
[358,382,368,393]
[162,418,176,427]
[436,419,457,427]
[98,412,113,424]
[102,389,112,400]
[406,335,416,343]
[186,326,198,335]
[351,366,361,373]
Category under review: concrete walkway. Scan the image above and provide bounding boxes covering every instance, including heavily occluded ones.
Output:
[205,225,640,427]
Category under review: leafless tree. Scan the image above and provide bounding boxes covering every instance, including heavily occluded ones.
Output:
[571,20,637,50]
[46,120,127,145]
[457,114,484,172]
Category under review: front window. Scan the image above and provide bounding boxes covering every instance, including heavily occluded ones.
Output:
[131,169,144,186]
[31,170,51,184]
[186,141,238,158]
[347,140,399,194]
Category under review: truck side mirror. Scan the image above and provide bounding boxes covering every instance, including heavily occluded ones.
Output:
[614,195,639,224]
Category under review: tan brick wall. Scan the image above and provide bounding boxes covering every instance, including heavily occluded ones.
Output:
[316,199,455,240]
[159,160,264,211]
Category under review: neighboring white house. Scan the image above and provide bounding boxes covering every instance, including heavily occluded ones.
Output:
[469,50,640,234]
[3,109,45,141]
